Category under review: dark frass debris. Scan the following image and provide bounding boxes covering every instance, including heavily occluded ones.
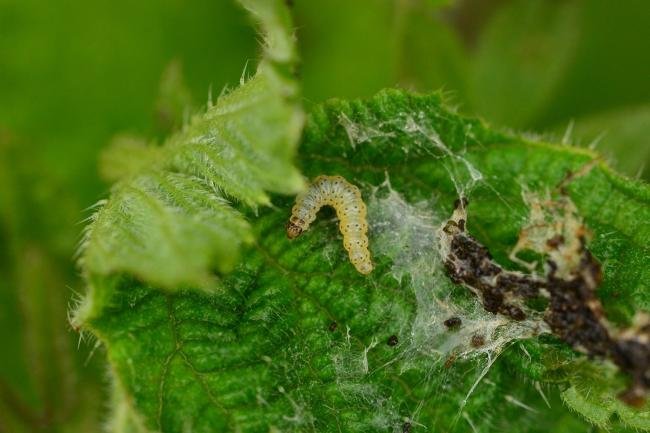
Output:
[440,196,650,406]
[471,334,486,348]
[387,334,399,346]
[443,317,462,329]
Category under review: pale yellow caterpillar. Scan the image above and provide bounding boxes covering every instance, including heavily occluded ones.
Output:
[286,175,373,275]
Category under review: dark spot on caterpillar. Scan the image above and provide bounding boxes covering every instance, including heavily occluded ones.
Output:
[387,335,399,346]
[402,421,412,433]
[443,317,462,329]
[457,219,466,231]
[471,334,485,348]
[546,234,565,249]
[454,197,469,209]
[328,321,338,332]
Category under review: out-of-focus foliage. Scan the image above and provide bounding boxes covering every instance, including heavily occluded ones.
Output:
[466,0,581,128]
[0,0,256,431]
[0,0,257,203]
[0,0,648,431]
[292,0,467,102]
[560,106,650,180]
[0,136,100,432]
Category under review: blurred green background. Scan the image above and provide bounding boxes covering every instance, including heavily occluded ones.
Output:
[0,0,648,431]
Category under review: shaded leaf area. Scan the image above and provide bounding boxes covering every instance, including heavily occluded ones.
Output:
[77,0,304,291]
[85,91,650,431]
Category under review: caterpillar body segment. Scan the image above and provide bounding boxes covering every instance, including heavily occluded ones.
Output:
[287,175,373,275]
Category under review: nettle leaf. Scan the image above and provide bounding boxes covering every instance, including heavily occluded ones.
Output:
[81,87,650,432]
[76,0,304,292]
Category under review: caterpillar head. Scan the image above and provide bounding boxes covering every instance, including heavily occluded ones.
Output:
[286,221,304,239]
[355,260,373,275]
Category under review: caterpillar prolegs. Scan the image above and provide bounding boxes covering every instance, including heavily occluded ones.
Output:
[286,175,373,275]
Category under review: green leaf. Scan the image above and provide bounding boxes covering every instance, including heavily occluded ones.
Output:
[105,381,149,433]
[82,89,650,432]
[99,134,162,183]
[467,0,580,128]
[76,0,304,293]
